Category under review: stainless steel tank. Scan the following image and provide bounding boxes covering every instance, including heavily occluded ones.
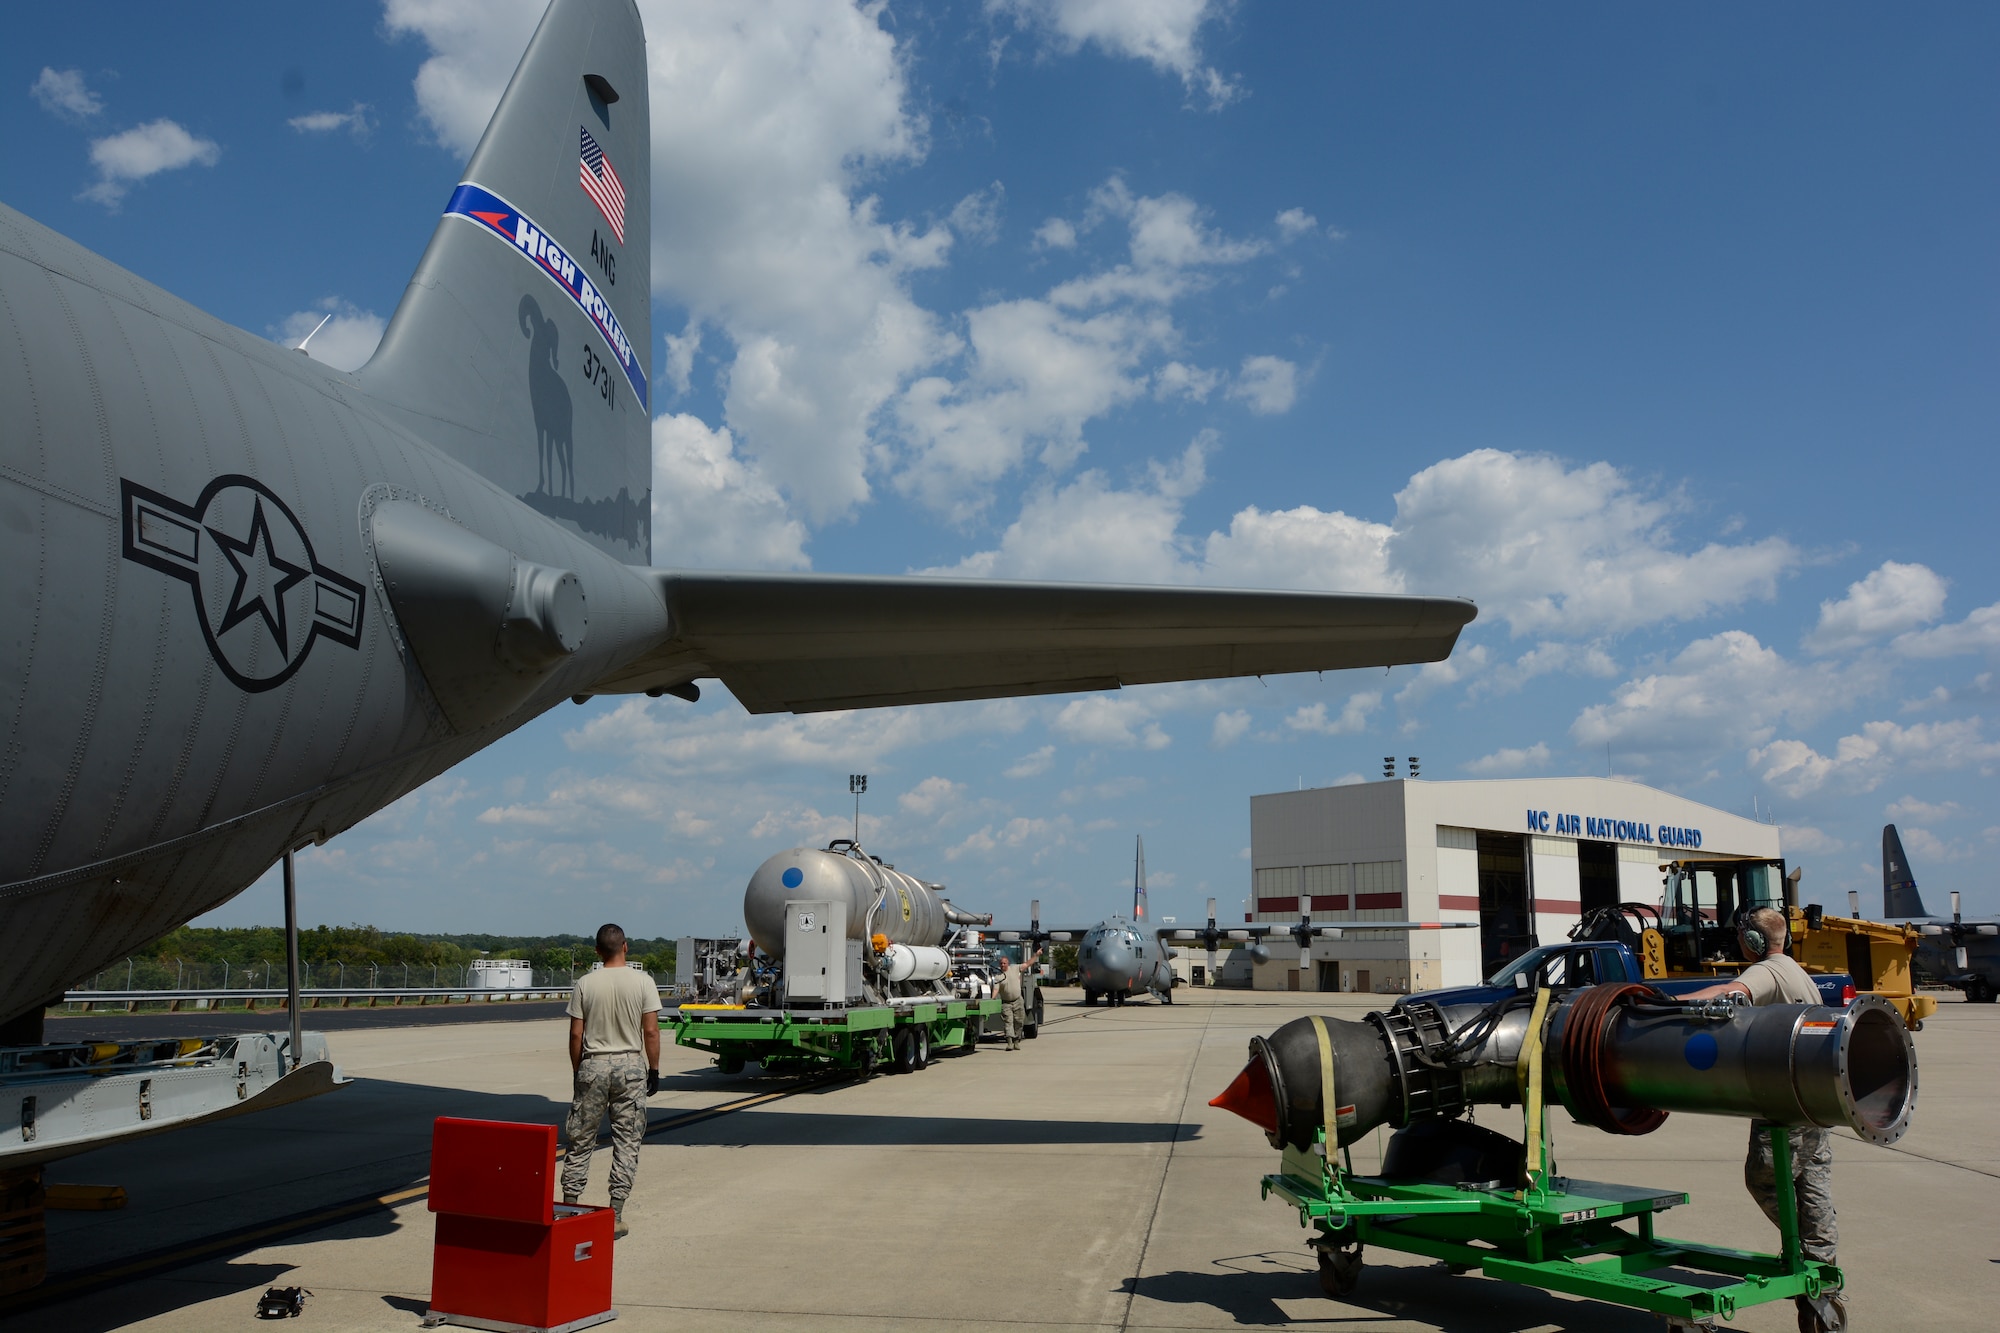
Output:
[744,843,951,959]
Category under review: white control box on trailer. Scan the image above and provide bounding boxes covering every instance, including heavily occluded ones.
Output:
[783,900,864,1004]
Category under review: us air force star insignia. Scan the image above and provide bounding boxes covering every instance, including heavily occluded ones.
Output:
[121,475,366,693]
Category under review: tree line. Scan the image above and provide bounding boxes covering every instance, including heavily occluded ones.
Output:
[77,924,677,992]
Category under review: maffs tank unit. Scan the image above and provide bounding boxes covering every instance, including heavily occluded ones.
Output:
[672,841,1005,1078]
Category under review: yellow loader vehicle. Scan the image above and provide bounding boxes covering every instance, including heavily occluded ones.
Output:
[1572,856,1935,1030]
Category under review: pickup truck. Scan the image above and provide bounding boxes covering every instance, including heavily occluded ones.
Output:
[1397,940,1856,1012]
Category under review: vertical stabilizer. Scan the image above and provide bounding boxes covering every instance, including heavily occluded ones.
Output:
[1883,824,1928,918]
[360,0,651,563]
[1133,835,1148,922]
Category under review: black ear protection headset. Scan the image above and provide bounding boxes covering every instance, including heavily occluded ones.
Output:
[1737,910,1781,959]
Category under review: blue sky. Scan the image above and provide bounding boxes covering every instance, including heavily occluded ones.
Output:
[7,2,1998,933]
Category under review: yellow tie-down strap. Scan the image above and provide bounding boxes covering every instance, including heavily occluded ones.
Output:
[1517,986,1554,1192]
[1308,1015,1339,1168]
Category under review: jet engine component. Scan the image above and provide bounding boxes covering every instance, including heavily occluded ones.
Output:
[744,842,951,959]
[881,944,950,984]
[1213,988,1915,1152]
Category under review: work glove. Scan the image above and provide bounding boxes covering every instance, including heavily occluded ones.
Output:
[646,1068,660,1096]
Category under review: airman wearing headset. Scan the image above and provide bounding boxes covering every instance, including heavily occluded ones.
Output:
[1685,907,1845,1333]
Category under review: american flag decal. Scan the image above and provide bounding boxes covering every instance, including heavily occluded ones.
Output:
[579,127,625,243]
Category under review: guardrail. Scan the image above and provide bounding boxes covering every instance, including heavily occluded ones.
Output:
[59,986,580,1013]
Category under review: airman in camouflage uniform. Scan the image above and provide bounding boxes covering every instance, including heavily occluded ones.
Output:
[1686,908,1845,1333]
[561,924,660,1236]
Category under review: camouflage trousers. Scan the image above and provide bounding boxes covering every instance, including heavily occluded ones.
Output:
[562,1052,647,1207]
[1746,1123,1845,1330]
[1002,998,1025,1044]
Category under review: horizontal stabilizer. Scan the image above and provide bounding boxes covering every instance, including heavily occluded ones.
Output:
[601,572,1476,713]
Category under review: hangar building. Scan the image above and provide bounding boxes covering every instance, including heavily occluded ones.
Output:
[1239,776,1780,993]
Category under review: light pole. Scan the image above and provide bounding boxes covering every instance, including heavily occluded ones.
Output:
[850,774,867,843]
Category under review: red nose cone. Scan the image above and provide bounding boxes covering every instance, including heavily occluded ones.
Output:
[1210,1058,1278,1137]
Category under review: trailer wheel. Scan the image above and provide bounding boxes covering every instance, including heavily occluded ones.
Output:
[719,1055,745,1076]
[913,1025,931,1069]
[892,1028,920,1075]
[1968,978,1996,1004]
[855,1039,878,1081]
[1316,1242,1363,1298]
[1025,994,1044,1038]
[959,1022,979,1053]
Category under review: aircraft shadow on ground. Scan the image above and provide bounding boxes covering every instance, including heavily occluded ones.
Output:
[1,1259,298,1333]
[657,1108,1194,1148]
[1124,1252,1667,1331]
[25,1079,576,1333]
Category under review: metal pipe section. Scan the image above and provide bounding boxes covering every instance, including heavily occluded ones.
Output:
[880,944,951,984]
[1551,993,1916,1146]
[282,850,302,1073]
[1212,987,1916,1153]
[938,899,992,926]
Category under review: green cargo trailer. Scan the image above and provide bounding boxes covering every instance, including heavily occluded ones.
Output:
[671,997,1001,1077]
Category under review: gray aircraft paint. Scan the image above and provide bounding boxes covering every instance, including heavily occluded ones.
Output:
[0,0,1473,1026]
[1078,916,1177,1002]
[1883,823,1999,1001]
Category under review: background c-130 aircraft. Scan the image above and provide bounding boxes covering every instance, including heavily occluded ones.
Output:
[0,0,1472,1042]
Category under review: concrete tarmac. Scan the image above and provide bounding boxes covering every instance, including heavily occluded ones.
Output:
[4,988,1993,1331]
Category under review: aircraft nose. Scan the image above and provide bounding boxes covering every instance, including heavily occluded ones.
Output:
[1095,937,1134,976]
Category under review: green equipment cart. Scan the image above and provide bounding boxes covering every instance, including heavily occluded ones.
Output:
[1260,992,1840,1329]
[671,996,1001,1077]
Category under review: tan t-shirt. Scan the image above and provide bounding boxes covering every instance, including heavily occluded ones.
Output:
[997,967,1022,1003]
[567,964,661,1056]
[1739,952,1820,1006]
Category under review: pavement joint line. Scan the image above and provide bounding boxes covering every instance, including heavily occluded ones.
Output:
[11,1078,834,1317]
[604,1297,1141,1327]
[1116,998,1218,1333]
[1866,1142,2000,1181]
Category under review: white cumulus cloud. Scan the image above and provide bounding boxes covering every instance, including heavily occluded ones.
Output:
[1211,709,1251,747]
[988,0,1241,107]
[1806,561,1947,653]
[1893,600,2000,659]
[81,119,220,207]
[898,775,965,816]
[1751,717,2000,797]
[1391,450,1799,636]
[1286,692,1381,736]
[650,413,809,570]
[288,103,374,139]
[1227,355,1299,415]
[274,298,385,372]
[1275,207,1318,240]
[1051,695,1171,749]
[1004,744,1055,778]
[1463,742,1551,776]
[31,67,102,121]
[1885,795,1963,823]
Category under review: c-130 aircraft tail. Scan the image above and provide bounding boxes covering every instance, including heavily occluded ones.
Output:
[0,0,1473,1042]
[362,0,653,563]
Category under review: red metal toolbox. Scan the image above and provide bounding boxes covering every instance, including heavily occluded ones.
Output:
[427,1118,615,1332]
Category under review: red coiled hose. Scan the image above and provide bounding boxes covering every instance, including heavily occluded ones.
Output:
[1559,982,1669,1136]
